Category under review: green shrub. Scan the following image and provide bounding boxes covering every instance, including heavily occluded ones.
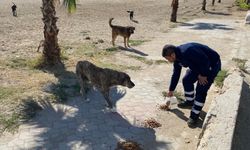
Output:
[232,58,247,72]
[215,70,228,88]
[236,0,250,9]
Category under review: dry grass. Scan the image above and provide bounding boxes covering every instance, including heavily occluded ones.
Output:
[0,39,143,133]
[0,0,240,135]
[154,59,168,65]
[215,69,229,88]
[232,58,248,73]
[129,39,149,47]
[127,54,154,65]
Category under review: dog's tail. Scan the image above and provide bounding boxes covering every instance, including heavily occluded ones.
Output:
[109,18,114,27]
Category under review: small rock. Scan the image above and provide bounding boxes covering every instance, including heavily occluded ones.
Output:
[85,36,91,40]
[184,138,191,144]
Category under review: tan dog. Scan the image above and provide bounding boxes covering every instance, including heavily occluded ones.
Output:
[109,18,135,48]
[76,60,135,110]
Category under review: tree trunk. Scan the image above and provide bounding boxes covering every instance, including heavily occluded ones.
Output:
[246,0,250,4]
[202,0,206,11]
[170,0,179,22]
[212,0,215,6]
[218,0,221,3]
[41,0,61,66]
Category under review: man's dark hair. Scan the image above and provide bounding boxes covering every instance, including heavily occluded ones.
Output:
[162,44,177,57]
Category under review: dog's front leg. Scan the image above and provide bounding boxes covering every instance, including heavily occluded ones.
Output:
[112,33,117,46]
[124,37,128,48]
[102,90,117,112]
[77,76,90,102]
[103,90,113,108]
[127,37,131,48]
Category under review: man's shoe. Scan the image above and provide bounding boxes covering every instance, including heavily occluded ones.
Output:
[187,118,198,128]
[177,101,193,109]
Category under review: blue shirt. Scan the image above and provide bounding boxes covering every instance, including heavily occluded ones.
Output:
[169,42,220,91]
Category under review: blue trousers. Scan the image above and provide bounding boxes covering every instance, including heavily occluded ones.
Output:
[182,61,221,120]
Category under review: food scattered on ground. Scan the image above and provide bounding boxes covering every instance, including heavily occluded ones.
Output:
[159,101,171,111]
[116,140,142,150]
[143,118,162,128]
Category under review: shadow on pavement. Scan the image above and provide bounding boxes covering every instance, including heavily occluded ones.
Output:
[169,108,206,129]
[23,64,171,149]
[118,46,148,56]
[179,22,234,30]
[204,11,232,16]
[169,109,189,122]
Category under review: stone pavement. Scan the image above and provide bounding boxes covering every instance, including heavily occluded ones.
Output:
[0,18,249,150]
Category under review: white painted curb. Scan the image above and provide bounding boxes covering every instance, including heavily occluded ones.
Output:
[197,70,244,150]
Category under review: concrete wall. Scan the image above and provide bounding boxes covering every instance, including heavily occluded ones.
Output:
[197,70,244,150]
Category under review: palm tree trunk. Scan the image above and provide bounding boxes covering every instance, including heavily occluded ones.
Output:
[212,0,215,6]
[170,0,179,22]
[41,0,61,66]
[202,0,206,11]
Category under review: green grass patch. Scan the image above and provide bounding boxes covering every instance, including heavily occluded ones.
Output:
[0,87,25,101]
[6,58,27,68]
[0,98,42,133]
[232,57,248,72]
[18,99,43,121]
[129,40,148,46]
[0,87,16,100]
[60,50,69,61]
[125,66,141,71]
[0,113,20,134]
[127,55,154,65]
[97,62,141,71]
[105,47,119,52]
[236,0,250,9]
[215,70,228,88]
[68,43,97,56]
[69,43,118,59]
[155,60,168,65]
[5,56,44,69]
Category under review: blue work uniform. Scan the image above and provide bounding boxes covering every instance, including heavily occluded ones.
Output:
[169,42,221,120]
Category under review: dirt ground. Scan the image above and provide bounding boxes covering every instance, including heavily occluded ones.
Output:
[0,0,246,149]
[0,0,242,56]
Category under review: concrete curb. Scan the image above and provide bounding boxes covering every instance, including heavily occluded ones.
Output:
[197,70,244,150]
